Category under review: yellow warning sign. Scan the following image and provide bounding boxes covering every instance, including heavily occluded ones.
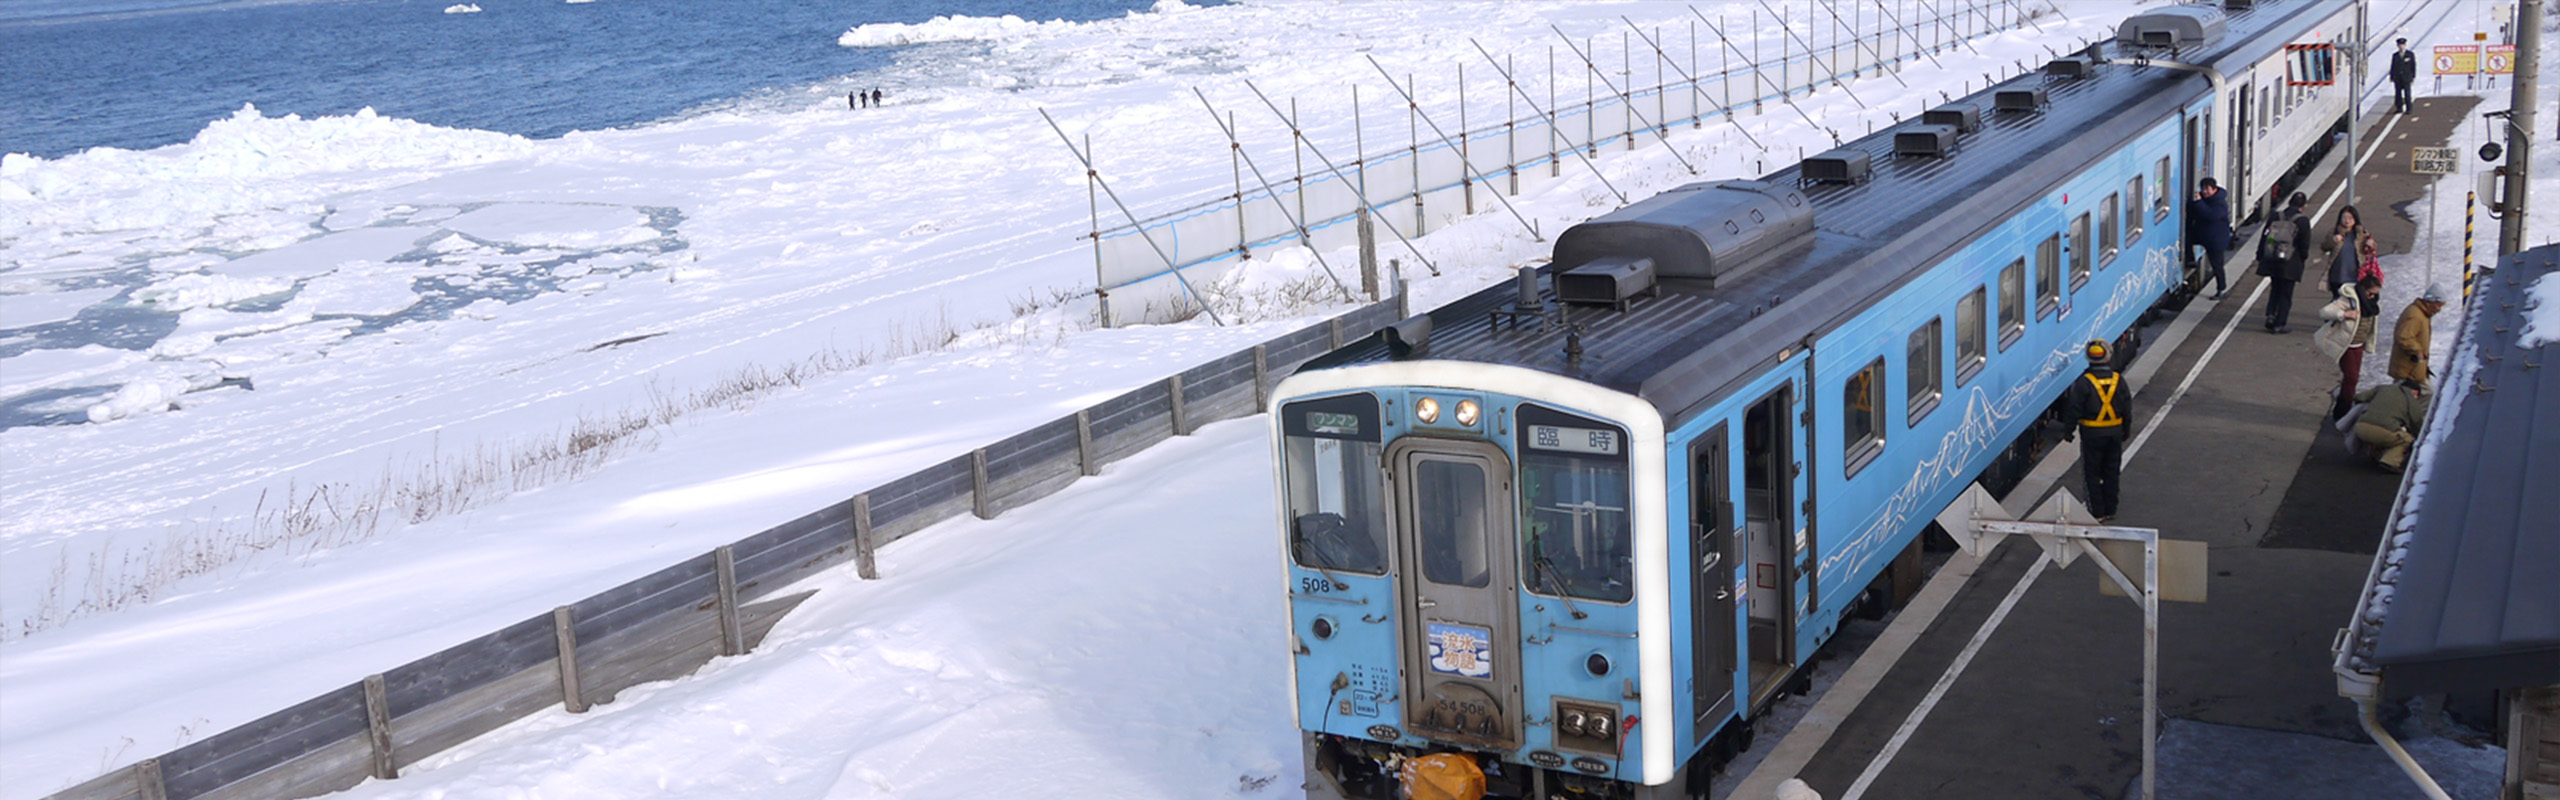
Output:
[2433,45,2480,75]
[2485,45,2516,75]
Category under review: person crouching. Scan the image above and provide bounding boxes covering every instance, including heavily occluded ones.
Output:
[2352,378,2428,473]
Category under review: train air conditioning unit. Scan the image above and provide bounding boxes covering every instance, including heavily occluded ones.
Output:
[1801,148,1873,185]
[1556,256,1659,311]
[2117,6,2228,49]
[1895,125,1960,158]
[1923,102,1981,134]
[1551,180,1814,291]
[2045,56,2091,79]
[1996,86,2051,113]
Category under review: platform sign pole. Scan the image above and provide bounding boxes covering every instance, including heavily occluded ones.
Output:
[2411,147,2458,295]
[1936,484,2207,800]
[2463,191,2477,300]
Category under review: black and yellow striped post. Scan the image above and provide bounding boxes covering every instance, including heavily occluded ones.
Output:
[2462,191,2477,301]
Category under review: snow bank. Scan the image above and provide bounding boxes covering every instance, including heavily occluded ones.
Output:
[84,370,217,423]
[2522,272,2560,349]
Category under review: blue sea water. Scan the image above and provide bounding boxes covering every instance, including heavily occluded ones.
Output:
[0,0,1160,159]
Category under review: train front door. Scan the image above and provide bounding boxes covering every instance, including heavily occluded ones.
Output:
[1389,438,1522,750]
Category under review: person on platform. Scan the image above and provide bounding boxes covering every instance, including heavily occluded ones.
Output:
[2188,177,2234,299]
[2323,205,2381,295]
[2315,276,2384,420]
[2057,340,2130,522]
[2352,378,2428,473]
[2389,283,2448,385]
[2257,191,2313,333]
[2389,38,2418,114]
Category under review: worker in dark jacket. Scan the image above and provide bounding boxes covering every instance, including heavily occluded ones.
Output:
[2058,340,2131,521]
[2353,378,2428,472]
[2256,191,2313,332]
[2389,38,2418,114]
[2188,178,2234,299]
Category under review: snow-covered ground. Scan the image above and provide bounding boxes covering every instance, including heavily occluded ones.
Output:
[0,1,2546,797]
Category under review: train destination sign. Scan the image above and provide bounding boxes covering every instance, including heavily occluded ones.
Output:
[2411,147,2460,175]
[1529,424,1621,456]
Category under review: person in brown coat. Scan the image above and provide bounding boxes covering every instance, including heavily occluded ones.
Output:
[2352,378,2428,472]
[2388,283,2446,386]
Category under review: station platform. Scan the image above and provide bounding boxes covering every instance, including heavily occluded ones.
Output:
[1727,96,2509,800]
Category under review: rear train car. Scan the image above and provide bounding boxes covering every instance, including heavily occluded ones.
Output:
[1272,2,2359,798]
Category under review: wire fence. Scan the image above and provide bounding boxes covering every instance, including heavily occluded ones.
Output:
[1086,0,2059,325]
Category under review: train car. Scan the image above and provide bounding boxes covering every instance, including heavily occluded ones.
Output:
[1270,2,2363,799]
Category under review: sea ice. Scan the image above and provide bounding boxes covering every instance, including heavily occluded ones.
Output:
[210,226,435,281]
[0,286,122,329]
[442,203,656,249]
[0,346,148,397]
[131,273,295,311]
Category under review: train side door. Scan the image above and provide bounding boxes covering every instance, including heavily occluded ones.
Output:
[2234,82,2254,205]
[1690,425,1738,737]
[1389,438,1522,750]
[1741,384,1800,705]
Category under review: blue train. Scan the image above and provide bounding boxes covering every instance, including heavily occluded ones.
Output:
[1269,2,2362,798]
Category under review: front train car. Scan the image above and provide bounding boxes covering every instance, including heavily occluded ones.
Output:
[1273,363,1677,800]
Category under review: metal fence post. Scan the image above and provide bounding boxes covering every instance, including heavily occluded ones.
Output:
[1170,375,1190,436]
[1253,345,1270,412]
[363,673,397,780]
[552,606,586,713]
[1330,318,1346,350]
[715,545,744,656]
[851,495,878,580]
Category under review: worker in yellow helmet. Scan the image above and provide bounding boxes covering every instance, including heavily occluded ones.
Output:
[2058,339,2131,521]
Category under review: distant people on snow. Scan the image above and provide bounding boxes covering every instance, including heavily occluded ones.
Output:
[872,88,884,107]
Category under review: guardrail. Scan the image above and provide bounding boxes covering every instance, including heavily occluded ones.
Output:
[45,293,1411,800]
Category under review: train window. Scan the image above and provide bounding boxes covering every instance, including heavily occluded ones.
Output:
[1957,289,1987,385]
[1843,358,1885,476]
[2153,157,2173,221]
[1520,404,1632,603]
[1282,394,1390,575]
[1907,318,1942,425]
[1999,259,2026,350]
[2125,177,2145,242]
[1414,459,1491,588]
[2036,235,2061,317]
[2099,194,2121,265]
[2069,213,2092,290]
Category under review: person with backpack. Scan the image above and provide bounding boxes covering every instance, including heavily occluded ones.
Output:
[2255,191,2313,332]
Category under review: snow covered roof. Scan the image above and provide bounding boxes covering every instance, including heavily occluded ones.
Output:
[2347,243,2560,696]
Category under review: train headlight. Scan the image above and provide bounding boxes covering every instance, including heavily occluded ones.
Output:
[1311,616,1336,640]
[1454,400,1480,427]
[1589,714,1613,738]
[1561,710,1586,736]
[1415,397,1441,424]
[1585,652,1611,677]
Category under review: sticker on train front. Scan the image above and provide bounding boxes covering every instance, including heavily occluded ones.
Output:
[1426,622,1494,678]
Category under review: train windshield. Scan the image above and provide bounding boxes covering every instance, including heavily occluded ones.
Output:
[1517,406,1633,603]
[1282,394,1388,575]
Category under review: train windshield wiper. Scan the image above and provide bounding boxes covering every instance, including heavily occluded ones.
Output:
[1530,534,1590,620]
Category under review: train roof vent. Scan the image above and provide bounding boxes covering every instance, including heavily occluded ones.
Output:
[2044,56,2091,79]
[1550,180,1814,289]
[1922,102,1981,133]
[1801,148,1873,186]
[1556,256,1659,311]
[2118,5,2227,49]
[1995,86,2051,113]
[1895,125,1960,158]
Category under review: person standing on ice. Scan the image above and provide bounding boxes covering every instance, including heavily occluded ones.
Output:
[850,90,863,109]
[2389,38,2418,114]
[2188,177,2234,299]
[2389,283,2447,386]
[2057,340,2130,522]
[871,88,884,107]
